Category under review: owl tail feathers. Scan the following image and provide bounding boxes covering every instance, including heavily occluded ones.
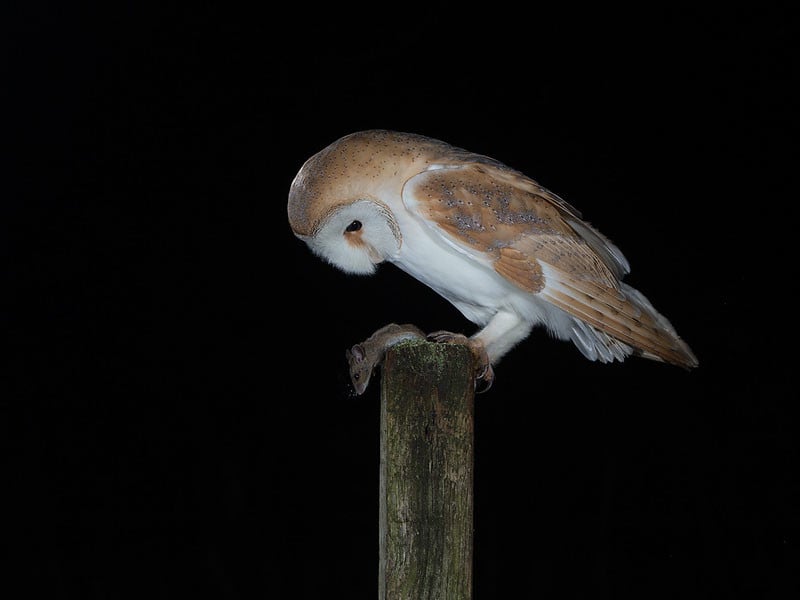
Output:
[542,274,699,369]
[620,283,698,369]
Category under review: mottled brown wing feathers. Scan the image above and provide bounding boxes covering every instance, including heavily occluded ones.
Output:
[405,163,580,253]
[404,160,628,278]
[539,266,697,368]
[493,247,545,293]
[404,159,630,298]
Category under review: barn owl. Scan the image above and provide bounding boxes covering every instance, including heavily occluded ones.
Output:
[287,130,697,388]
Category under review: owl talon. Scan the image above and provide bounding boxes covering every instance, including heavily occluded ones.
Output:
[475,364,494,394]
[426,330,494,393]
[426,330,468,345]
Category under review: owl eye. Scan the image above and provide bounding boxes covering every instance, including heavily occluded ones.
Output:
[345,220,362,233]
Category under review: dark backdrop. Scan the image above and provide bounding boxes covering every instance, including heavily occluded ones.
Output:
[5,4,797,598]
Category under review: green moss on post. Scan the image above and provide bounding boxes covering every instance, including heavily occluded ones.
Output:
[379,340,475,600]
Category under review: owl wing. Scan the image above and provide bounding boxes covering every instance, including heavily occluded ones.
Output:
[402,160,628,288]
[402,161,696,367]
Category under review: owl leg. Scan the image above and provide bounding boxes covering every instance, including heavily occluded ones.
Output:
[471,310,532,365]
[428,311,529,392]
[426,331,495,393]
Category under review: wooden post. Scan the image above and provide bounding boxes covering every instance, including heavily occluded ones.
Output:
[378,340,475,600]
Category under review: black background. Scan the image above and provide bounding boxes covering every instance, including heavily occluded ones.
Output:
[5,4,798,598]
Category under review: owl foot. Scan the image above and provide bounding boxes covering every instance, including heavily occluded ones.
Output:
[426,330,495,393]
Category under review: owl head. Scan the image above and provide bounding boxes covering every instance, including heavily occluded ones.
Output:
[287,131,433,275]
[290,197,401,275]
